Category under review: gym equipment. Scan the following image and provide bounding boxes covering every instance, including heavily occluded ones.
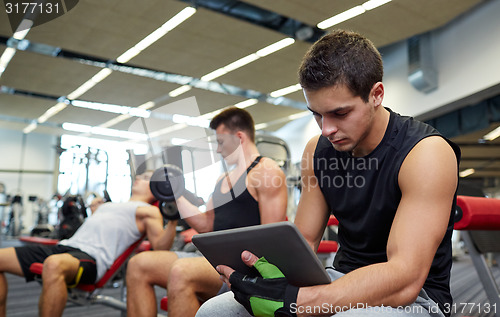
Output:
[158,201,180,220]
[150,164,204,220]
[57,195,86,239]
[149,164,185,203]
[28,235,150,316]
[454,195,500,316]
[29,196,55,238]
[5,195,23,237]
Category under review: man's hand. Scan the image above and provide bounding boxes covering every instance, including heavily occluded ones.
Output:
[217,251,299,317]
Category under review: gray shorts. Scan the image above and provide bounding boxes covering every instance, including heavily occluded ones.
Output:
[195,268,445,317]
[174,250,203,258]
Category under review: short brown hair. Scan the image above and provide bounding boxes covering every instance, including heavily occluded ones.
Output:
[299,30,383,102]
[209,107,255,142]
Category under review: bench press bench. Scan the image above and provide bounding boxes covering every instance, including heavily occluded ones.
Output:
[23,235,150,315]
[454,195,500,317]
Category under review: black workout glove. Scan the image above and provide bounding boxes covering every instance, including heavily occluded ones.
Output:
[229,257,299,317]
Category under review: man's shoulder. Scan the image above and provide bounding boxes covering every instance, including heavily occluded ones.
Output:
[247,157,285,188]
[135,203,160,218]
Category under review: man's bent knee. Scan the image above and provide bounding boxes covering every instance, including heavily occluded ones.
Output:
[42,254,78,284]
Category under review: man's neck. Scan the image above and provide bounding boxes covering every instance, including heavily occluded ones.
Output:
[351,106,390,157]
[129,195,150,203]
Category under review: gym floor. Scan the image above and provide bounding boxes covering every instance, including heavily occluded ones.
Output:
[1,238,498,317]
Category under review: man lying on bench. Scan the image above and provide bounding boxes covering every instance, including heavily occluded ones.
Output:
[0,171,177,317]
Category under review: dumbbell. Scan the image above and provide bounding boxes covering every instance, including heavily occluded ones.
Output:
[149,164,206,220]
[150,164,185,220]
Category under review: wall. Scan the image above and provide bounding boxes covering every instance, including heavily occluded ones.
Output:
[275,0,500,163]
[0,128,57,233]
[382,0,500,118]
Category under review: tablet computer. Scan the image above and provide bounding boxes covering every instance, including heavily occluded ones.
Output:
[192,221,331,287]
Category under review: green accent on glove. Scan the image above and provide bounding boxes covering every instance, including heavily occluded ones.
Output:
[254,257,285,279]
[229,256,299,317]
[250,297,284,317]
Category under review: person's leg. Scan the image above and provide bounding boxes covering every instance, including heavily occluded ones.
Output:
[167,257,223,317]
[0,248,24,317]
[38,253,80,317]
[126,250,180,317]
[195,291,250,317]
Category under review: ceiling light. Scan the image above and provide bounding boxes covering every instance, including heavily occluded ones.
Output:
[72,100,125,114]
[62,134,147,155]
[160,6,197,32]
[23,121,37,134]
[254,111,312,131]
[459,168,475,178]
[234,99,258,109]
[0,48,16,69]
[90,68,113,83]
[116,7,196,63]
[62,122,147,140]
[139,101,155,109]
[66,80,98,100]
[136,7,196,50]
[91,127,147,140]
[223,54,259,72]
[199,109,222,120]
[99,115,130,129]
[483,125,500,141]
[62,122,92,133]
[270,84,302,97]
[72,100,151,118]
[172,114,210,128]
[116,47,141,64]
[128,107,151,118]
[169,85,192,97]
[362,0,391,10]
[200,68,228,82]
[148,124,188,138]
[287,111,311,121]
[199,38,294,83]
[256,38,295,57]
[317,6,366,29]
[37,102,67,123]
[171,138,190,145]
[13,19,34,40]
[254,122,269,130]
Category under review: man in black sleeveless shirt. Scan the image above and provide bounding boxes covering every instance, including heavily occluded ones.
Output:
[126,107,288,317]
[200,30,460,317]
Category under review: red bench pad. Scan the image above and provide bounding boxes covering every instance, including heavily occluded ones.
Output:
[317,240,338,253]
[454,195,500,230]
[160,296,168,311]
[19,236,59,245]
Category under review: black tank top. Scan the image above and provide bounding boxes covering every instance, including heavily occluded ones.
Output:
[212,156,262,231]
[314,109,460,316]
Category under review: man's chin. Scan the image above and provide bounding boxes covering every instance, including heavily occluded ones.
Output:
[331,142,354,153]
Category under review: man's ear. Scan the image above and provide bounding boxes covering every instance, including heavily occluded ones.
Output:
[371,82,384,107]
[236,131,246,143]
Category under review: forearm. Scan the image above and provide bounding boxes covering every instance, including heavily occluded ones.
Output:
[176,196,213,233]
[150,221,177,250]
[296,262,421,316]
